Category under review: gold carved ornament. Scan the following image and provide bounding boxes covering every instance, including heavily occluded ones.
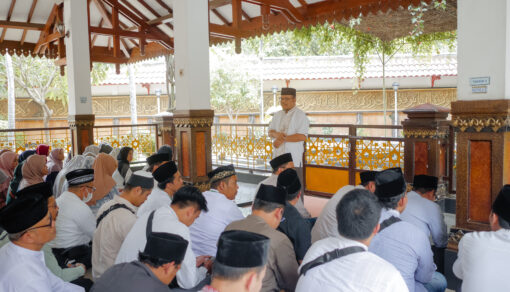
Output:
[452,116,510,132]
[174,117,214,128]
[403,128,448,139]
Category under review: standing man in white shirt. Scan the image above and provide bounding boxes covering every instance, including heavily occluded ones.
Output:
[137,161,183,217]
[0,190,83,292]
[190,165,244,257]
[312,171,378,243]
[453,185,510,292]
[92,170,154,280]
[401,175,448,273]
[296,188,408,292]
[269,87,310,218]
[51,169,96,269]
[116,186,210,290]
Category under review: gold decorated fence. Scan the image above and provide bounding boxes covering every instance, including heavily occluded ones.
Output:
[93,124,159,162]
[0,127,72,154]
[212,123,405,197]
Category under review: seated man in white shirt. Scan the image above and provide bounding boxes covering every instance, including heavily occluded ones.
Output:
[296,188,408,292]
[312,171,377,243]
[137,161,183,217]
[92,170,154,280]
[453,185,510,292]
[200,230,270,292]
[116,186,210,290]
[0,189,83,292]
[51,169,96,268]
[258,153,310,218]
[190,165,244,257]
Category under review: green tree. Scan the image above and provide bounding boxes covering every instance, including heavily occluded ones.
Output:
[210,47,259,123]
[0,55,110,128]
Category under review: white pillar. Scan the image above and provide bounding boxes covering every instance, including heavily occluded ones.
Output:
[174,0,210,110]
[64,0,93,115]
[457,0,510,100]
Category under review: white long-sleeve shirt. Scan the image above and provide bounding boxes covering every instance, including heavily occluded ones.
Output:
[116,205,206,289]
[137,187,171,218]
[453,229,510,292]
[269,106,309,167]
[189,189,244,256]
[400,191,448,247]
[296,236,408,292]
[0,242,84,292]
[312,185,363,243]
[51,191,95,248]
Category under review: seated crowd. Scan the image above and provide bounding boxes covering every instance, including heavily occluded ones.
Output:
[0,146,509,292]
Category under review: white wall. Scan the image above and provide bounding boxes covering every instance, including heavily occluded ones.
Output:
[457,0,510,100]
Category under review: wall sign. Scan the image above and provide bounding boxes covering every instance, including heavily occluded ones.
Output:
[469,77,490,86]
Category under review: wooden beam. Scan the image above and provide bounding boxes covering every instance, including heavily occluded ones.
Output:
[91,19,104,47]
[209,23,247,38]
[90,26,162,40]
[244,0,304,22]
[209,0,231,10]
[211,9,230,26]
[0,21,44,31]
[241,9,252,22]
[232,0,242,53]
[135,0,174,30]
[20,0,38,45]
[111,0,121,61]
[1,0,17,43]
[92,0,130,58]
[297,0,308,8]
[155,0,173,13]
[34,4,59,54]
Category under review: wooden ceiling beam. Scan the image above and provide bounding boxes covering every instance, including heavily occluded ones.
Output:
[90,26,163,41]
[209,0,231,10]
[241,9,252,22]
[211,9,230,26]
[34,4,59,54]
[20,0,38,45]
[135,0,174,30]
[243,0,304,22]
[114,0,173,49]
[0,21,44,31]
[91,19,104,47]
[155,0,173,14]
[92,0,131,58]
[1,0,18,43]
[297,0,308,8]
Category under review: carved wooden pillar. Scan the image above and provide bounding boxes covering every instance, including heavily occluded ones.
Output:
[173,110,214,191]
[156,113,175,160]
[452,100,510,231]
[402,104,450,186]
[68,114,95,155]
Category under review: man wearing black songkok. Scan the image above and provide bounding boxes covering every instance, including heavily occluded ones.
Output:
[92,232,188,292]
[268,88,310,218]
[0,193,83,291]
[453,185,510,292]
[200,230,270,292]
[277,168,311,263]
[225,184,299,292]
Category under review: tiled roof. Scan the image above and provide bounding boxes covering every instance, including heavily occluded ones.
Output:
[98,54,457,85]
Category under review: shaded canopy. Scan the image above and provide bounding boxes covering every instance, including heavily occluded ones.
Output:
[0,0,456,65]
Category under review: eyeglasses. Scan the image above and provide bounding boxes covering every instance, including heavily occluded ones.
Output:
[22,213,53,235]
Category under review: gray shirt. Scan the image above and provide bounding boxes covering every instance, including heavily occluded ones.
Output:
[91,261,169,292]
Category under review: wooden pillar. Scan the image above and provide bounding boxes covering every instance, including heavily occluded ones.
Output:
[156,113,175,160]
[174,110,214,191]
[68,114,95,155]
[402,104,450,185]
[452,100,510,231]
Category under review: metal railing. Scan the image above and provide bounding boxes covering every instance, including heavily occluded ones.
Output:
[0,127,73,154]
[93,124,159,162]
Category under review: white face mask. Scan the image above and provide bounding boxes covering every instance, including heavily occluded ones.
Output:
[82,189,93,203]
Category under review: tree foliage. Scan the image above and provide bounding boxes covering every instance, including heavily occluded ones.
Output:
[0,55,111,127]
[210,47,260,123]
